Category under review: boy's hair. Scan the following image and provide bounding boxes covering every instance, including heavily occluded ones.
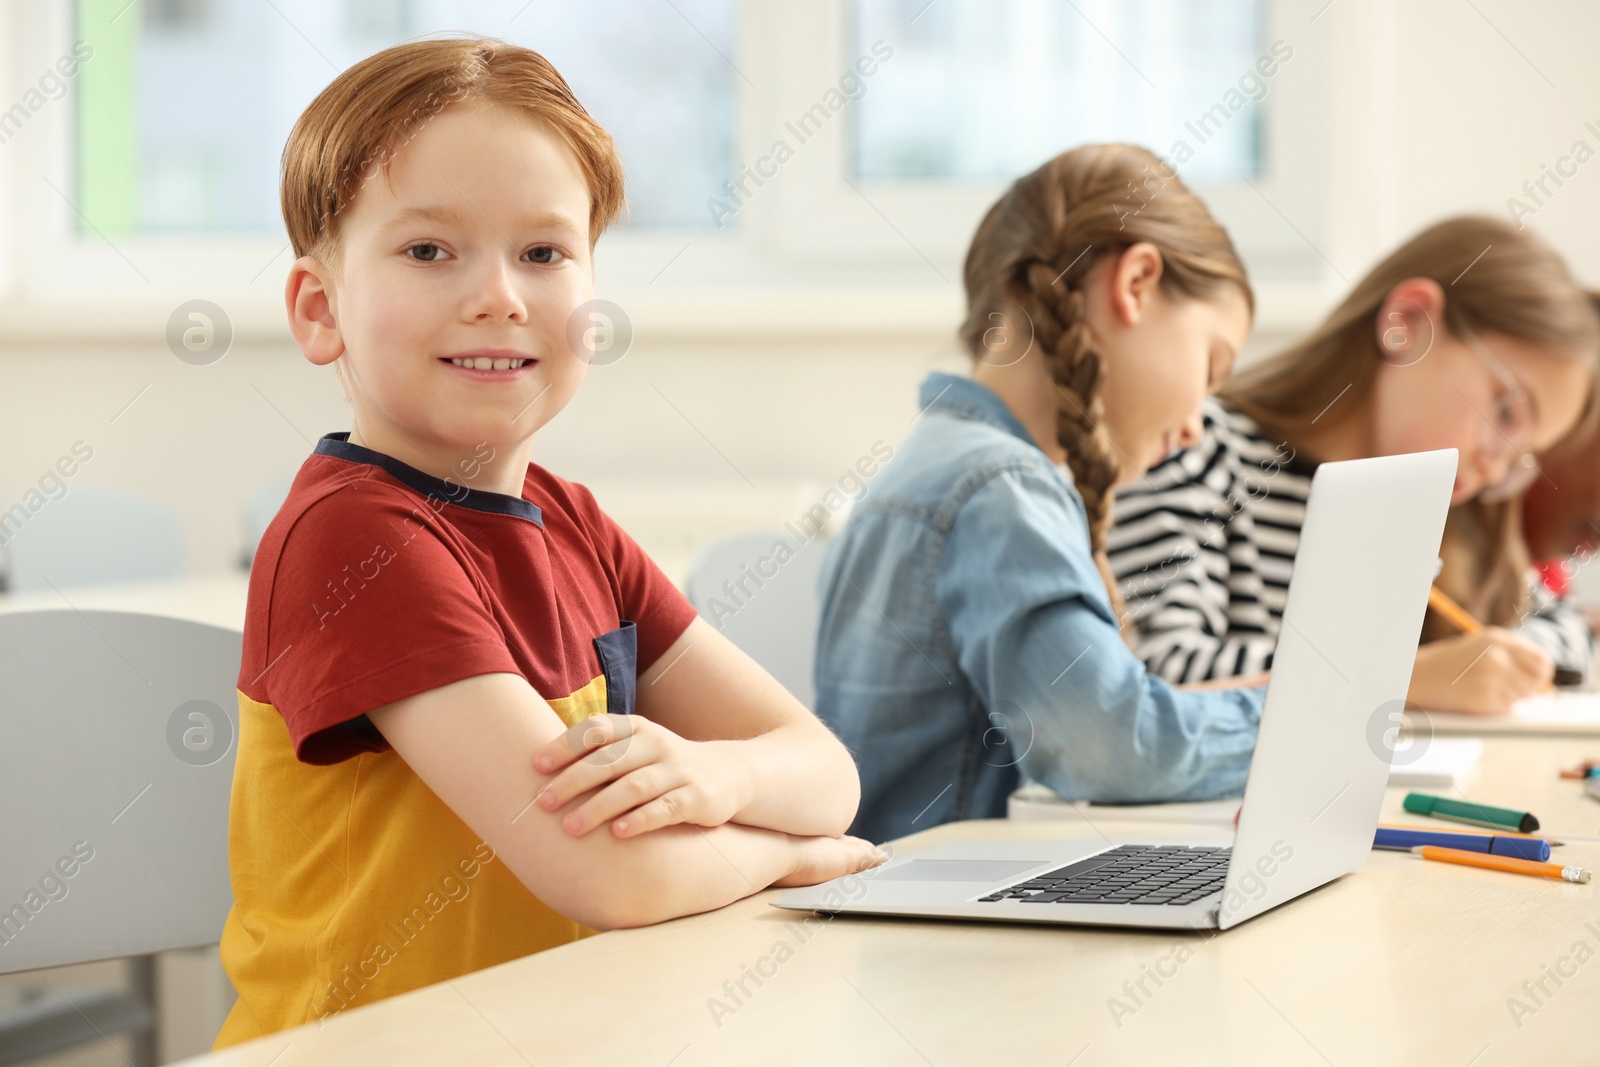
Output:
[281,35,626,282]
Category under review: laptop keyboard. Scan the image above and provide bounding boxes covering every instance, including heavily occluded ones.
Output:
[977,845,1230,906]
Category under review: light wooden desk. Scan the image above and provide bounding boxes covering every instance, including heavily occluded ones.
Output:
[173,736,1598,1066]
[1374,734,1600,839]
[1014,734,1600,841]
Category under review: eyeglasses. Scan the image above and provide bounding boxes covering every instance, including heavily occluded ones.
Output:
[1460,328,1541,502]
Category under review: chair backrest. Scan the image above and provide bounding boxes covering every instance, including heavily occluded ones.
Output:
[2,487,188,592]
[0,611,242,974]
[240,473,297,570]
[684,530,827,709]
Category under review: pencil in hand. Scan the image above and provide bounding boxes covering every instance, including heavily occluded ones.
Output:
[1427,585,1555,694]
[1428,585,1482,634]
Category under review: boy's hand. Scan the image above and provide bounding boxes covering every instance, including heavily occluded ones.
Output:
[531,713,749,838]
[772,834,892,888]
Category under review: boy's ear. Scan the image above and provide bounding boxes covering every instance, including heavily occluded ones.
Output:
[1108,242,1165,327]
[286,255,344,367]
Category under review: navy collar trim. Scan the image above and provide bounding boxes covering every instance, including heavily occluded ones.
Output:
[314,432,543,526]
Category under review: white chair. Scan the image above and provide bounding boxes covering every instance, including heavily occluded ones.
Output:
[1,487,188,593]
[684,530,828,709]
[0,611,242,1066]
[239,473,297,570]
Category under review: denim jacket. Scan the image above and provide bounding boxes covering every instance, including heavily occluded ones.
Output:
[815,372,1265,844]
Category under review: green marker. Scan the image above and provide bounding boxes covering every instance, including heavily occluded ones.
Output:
[1403,792,1540,833]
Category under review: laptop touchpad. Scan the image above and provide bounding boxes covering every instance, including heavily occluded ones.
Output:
[874,859,1049,882]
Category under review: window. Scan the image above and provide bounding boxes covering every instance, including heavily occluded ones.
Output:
[850,0,1266,186]
[73,0,737,234]
[6,0,1330,315]
[731,0,1323,287]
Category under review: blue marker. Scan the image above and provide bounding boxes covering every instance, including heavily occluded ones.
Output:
[1374,826,1550,862]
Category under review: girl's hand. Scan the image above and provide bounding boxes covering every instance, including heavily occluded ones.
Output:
[1179,671,1271,692]
[531,714,748,838]
[1407,628,1553,715]
[772,834,891,888]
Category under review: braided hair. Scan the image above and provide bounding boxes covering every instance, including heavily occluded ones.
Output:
[960,144,1252,626]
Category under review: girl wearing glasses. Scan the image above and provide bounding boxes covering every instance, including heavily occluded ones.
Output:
[1107,216,1599,714]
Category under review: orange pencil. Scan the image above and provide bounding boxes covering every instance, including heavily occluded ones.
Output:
[1428,585,1483,634]
[1412,845,1590,883]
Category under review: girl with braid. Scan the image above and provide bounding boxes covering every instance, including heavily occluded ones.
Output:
[814,144,1264,844]
[1107,218,1600,714]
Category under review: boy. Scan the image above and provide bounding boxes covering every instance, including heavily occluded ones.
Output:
[215,37,879,1048]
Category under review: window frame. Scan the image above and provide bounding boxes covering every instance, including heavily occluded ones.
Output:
[748,0,1333,282]
[1,0,1335,332]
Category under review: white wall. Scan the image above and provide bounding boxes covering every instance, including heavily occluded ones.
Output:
[0,326,963,582]
[1322,0,1600,282]
[0,312,1315,587]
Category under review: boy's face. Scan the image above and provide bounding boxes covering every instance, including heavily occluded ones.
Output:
[300,102,595,465]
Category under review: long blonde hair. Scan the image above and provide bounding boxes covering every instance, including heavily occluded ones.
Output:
[960,144,1252,617]
[1220,216,1600,631]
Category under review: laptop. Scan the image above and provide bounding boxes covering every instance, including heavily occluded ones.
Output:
[776,449,1457,931]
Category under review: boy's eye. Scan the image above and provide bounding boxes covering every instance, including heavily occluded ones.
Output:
[402,243,566,264]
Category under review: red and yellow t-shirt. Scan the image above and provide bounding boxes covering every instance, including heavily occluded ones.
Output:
[214,433,697,1048]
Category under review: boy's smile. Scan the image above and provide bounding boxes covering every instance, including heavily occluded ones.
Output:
[286,101,598,497]
[440,347,540,379]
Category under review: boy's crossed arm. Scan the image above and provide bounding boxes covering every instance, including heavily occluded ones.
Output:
[532,616,862,841]
[368,620,879,931]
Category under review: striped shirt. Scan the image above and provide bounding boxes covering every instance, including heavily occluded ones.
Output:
[1520,578,1597,687]
[1107,398,1595,686]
